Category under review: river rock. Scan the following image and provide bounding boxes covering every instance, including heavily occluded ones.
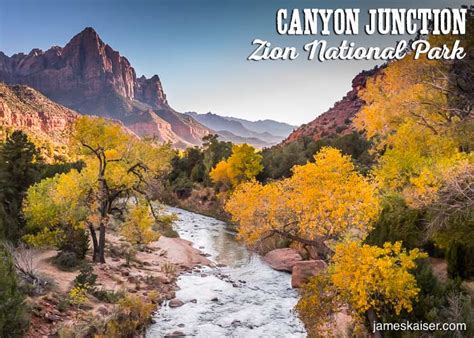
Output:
[263,248,303,272]
[231,319,242,327]
[291,260,327,288]
[169,298,184,308]
[165,331,186,337]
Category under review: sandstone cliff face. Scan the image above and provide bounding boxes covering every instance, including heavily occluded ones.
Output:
[0,27,209,147]
[0,83,77,143]
[283,67,381,144]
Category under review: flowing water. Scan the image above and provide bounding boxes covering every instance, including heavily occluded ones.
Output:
[147,207,306,337]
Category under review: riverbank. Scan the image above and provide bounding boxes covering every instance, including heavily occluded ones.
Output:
[165,186,231,223]
[24,232,210,336]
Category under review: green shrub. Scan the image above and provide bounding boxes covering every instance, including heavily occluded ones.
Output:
[57,298,70,313]
[366,194,425,250]
[0,131,40,243]
[446,242,474,279]
[92,288,124,303]
[259,132,374,181]
[73,264,97,288]
[0,243,29,336]
[58,227,89,260]
[376,259,467,338]
[53,251,80,271]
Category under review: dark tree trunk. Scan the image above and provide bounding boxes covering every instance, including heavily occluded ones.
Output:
[98,221,106,264]
[88,223,99,262]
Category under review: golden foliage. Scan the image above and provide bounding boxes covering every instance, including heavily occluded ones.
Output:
[121,202,159,246]
[225,147,380,246]
[354,44,473,208]
[331,241,426,316]
[67,284,89,307]
[297,241,426,335]
[23,169,93,246]
[103,295,155,337]
[23,116,174,249]
[296,273,345,337]
[210,143,263,189]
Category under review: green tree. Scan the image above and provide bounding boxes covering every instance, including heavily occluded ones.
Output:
[167,134,232,192]
[366,194,425,250]
[259,132,373,181]
[0,242,28,336]
[0,131,40,242]
[202,134,232,183]
[210,143,263,190]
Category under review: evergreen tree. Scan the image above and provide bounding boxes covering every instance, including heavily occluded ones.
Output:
[0,243,28,336]
[0,131,40,242]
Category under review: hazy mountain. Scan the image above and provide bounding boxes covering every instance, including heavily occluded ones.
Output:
[226,117,295,137]
[185,111,295,146]
[215,130,273,148]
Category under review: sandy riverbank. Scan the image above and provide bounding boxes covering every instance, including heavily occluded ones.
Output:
[24,233,211,337]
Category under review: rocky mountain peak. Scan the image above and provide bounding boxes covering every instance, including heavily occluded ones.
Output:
[136,74,168,108]
[0,27,210,147]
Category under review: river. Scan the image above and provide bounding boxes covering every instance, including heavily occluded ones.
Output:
[146,207,306,337]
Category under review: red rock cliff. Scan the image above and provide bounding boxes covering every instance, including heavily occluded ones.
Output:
[0,83,77,143]
[0,27,209,147]
[283,67,382,144]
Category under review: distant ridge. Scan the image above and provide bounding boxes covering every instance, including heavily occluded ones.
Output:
[225,116,295,137]
[186,111,296,147]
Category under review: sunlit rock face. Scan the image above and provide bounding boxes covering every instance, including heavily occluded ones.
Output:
[283,67,382,144]
[0,83,78,143]
[0,27,210,148]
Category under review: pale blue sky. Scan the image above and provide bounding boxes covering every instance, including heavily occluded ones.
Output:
[0,0,468,124]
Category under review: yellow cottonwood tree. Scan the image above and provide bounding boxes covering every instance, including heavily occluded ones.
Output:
[23,168,95,247]
[297,241,426,336]
[330,241,426,316]
[354,39,473,207]
[210,144,263,190]
[225,147,380,258]
[24,116,174,263]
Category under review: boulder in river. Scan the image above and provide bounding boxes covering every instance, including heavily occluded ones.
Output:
[169,298,184,308]
[291,260,327,288]
[263,248,303,272]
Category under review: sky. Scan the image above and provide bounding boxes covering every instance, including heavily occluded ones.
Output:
[0,0,468,125]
